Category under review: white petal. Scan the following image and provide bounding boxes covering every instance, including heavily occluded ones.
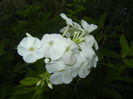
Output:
[23,53,37,63]
[46,61,65,73]
[81,20,89,30]
[91,55,98,68]
[81,20,97,33]
[87,24,97,33]
[71,52,86,77]
[94,40,99,50]
[63,70,73,84]
[35,48,44,59]
[60,13,73,26]
[45,47,64,60]
[50,72,63,85]
[79,62,90,78]
[85,35,99,50]
[62,51,76,66]
[71,67,80,77]
[80,42,95,59]
[18,37,31,49]
[17,45,28,56]
[32,38,42,49]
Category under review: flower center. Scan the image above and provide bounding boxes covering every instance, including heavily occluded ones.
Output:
[48,41,54,46]
[29,47,35,51]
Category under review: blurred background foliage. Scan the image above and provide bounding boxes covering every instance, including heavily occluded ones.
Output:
[0,0,133,99]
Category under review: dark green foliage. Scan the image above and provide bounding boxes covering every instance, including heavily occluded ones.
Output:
[0,0,133,99]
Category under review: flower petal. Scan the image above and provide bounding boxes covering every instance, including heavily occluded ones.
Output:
[23,53,37,63]
[79,62,90,78]
[60,13,73,26]
[71,67,80,77]
[46,60,65,73]
[62,51,76,66]
[42,34,68,60]
[35,48,44,59]
[81,20,97,33]
[63,70,73,84]
[85,35,99,50]
[91,54,98,68]
[50,72,63,85]
[80,42,95,59]
[17,45,28,56]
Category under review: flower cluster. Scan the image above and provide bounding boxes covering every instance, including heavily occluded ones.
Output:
[17,13,99,85]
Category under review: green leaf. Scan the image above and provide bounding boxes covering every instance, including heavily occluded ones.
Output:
[115,76,133,83]
[12,85,35,95]
[98,13,108,29]
[120,34,130,58]
[0,49,5,56]
[20,77,40,86]
[123,59,133,68]
[102,49,120,58]
[97,87,123,99]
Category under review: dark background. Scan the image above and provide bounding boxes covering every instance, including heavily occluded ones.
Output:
[0,0,133,99]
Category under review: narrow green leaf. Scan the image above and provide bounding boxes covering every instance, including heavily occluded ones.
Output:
[120,34,130,58]
[98,13,108,29]
[20,77,40,86]
[12,85,35,95]
[115,76,133,83]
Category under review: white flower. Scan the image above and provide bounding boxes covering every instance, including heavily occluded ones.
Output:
[46,60,73,85]
[41,34,68,60]
[81,20,97,33]
[17,33,44,63]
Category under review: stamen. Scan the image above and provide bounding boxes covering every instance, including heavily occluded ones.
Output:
[29,47,35,51]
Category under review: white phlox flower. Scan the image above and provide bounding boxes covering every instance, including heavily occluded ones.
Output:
[17,33,44,63]
[41,34,68,60]
[46,60,73,85]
